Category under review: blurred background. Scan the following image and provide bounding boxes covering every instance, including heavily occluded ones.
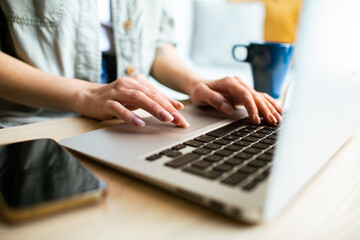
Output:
[152,0,302,100]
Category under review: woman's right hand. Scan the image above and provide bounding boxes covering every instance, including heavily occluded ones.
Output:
[78,74,189,128]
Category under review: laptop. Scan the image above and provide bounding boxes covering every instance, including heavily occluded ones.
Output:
[60,0,360,223]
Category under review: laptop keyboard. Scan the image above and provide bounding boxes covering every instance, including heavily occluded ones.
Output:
[145,118,280,192]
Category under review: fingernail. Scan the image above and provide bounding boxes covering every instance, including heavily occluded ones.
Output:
[159,109,174,122]
[220,102,233,115]
[177,102,184,109]
[269,115,277,125]
[274,112,283,122]
[255,115,261,124]
[172,112,190,128]
[279,106,284,114]
[132,116,145,127]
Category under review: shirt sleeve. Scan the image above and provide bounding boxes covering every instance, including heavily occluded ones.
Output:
[156,0,176,48]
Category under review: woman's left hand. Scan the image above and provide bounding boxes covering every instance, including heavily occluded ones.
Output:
[189,76,283,125]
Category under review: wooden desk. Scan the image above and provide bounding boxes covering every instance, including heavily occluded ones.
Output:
[1,113,360,240]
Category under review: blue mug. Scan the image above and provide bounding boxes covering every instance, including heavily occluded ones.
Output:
[232,42,295,99]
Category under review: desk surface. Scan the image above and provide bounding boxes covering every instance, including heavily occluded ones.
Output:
[1,112,360,240]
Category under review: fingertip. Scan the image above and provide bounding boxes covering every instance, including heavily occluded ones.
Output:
[132,116,145,127]
[269,115,278,125]
[220,101,234,115]
[255,115,261,125]
[171,112,190,128]
[274,112,283,122]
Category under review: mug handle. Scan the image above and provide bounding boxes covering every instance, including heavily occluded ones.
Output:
[232,44,249,62]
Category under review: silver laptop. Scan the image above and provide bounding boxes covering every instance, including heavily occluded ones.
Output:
[60,0,360,223]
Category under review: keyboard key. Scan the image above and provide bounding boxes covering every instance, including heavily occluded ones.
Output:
[166,150,182,158]
[241,128,255,133]
[206,118,249,137]
[224,158,244,166]
[265,148,275,155]
[224,144,243,152]
[213,163,233,172]
[252,143,269,149]
[232,131,248,137]
[222,135,239,141]
[160,149,173,155]
[260,139,276,145]
[264,125,279,131]
[146,154,161,161]
[172,144,186,150]
[194,135,216,143]
[192,160,212,169]
[204,155,223,162]
[254,173,268,183]
[248,159,267,168]
[258,129,273,134]
[203,143,222,150]
[215,149,233,157]
[213,139,231,145]
[242,136,259,142]
[243,147,262,154]
[267,134,278,140]
[183,166,205,176]
[250,132,267,138]
[204,170,223,179]
[184,167,222,179]
[234,140,252,147]
[184,140,204,147]
[193,148,212,155]
[257,154,273,162]
[165,153,200,168]
[221,173,247,186]
[238,166,257,175]
[242,181,257,191]
[234,152,253,160]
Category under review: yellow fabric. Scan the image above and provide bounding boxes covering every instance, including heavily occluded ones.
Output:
[228,0,303,43]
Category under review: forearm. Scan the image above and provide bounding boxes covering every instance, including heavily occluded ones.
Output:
[0,52,91,114]
[150,44,204,95]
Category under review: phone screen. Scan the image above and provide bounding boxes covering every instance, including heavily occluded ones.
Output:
[0,138,104,209]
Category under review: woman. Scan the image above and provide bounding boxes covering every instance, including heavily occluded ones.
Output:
[0,0,282,128]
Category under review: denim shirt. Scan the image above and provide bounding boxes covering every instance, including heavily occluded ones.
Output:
[0,0,174,125]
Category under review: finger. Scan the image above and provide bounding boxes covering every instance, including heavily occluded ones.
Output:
[210,77,260,124]
[261,93,284,114]
[124,76,189,127]
[169,98,184,110]
[251,93,278,125]
[118,90,177,123]
[105,100,145,127]
[193,83,234,115]
[139,88,189,127]
[233,77,278,124]
[260,95,282,123]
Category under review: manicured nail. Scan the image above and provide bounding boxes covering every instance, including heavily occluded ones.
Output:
[177,101,184,109]
[220,102,233,115]
[269,115,277,125]
[172,112,190,128]
[255,115,261,125]
[274,112,283,122]
[132,116,145,127]
[159,109,174,122]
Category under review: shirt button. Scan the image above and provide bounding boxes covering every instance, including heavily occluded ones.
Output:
[123,20,133,30]
[125,66,135,75]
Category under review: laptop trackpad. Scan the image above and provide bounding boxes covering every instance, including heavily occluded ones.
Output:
[108,105,248,135]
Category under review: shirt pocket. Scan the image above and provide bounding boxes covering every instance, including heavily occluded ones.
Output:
[0,0,64,26]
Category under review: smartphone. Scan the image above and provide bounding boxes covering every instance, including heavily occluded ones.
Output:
[0,138,106,223]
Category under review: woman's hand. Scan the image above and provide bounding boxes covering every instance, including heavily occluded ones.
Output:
[79,74,189,128]
[190,76,283,125]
